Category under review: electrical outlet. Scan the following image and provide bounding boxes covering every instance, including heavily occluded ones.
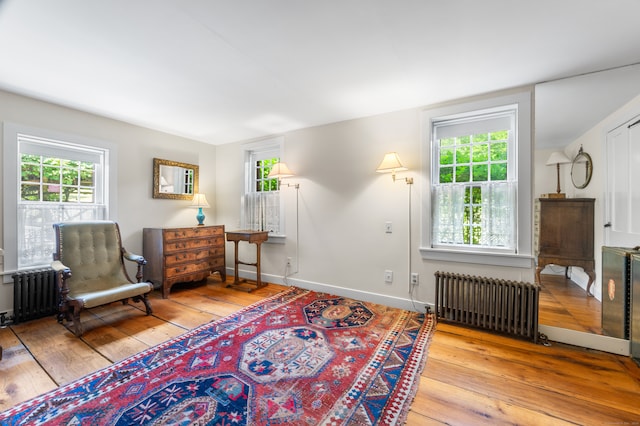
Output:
[411,273,419,286]
[384,270,393,283]
[385,222,392,233]
[286,257,292,267]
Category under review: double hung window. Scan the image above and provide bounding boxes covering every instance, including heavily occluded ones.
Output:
[432,109,516,252]
[423,91,532,267]
[242,138,284,236]
[18,136,108,268]
[3,123,112,271]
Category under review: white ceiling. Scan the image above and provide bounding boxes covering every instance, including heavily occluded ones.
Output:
[1,0,640,146]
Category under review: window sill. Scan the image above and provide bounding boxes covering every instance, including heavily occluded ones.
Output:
[267,234,286,244]
[419,246,533,268]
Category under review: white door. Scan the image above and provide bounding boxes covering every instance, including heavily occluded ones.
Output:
[605,115,640,247]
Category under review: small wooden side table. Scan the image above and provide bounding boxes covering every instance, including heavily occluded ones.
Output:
[225,230,269,292]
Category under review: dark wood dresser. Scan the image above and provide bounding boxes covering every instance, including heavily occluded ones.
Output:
[534,198,595,295]
[143,225,226,298]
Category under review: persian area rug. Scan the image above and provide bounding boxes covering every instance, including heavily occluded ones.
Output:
[0,287,435,425]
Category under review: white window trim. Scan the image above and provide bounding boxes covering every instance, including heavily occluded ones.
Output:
[420,91,533,268]
[2,122,118,276]
[241,136,286,244]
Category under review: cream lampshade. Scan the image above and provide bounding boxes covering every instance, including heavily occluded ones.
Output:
[376,152,412,184]
[267,162,299,189]
[190,193,210,226]
[267,162,295,180]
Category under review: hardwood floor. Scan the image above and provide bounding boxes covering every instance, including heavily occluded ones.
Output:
[1,277,639,424]
[539,273,603,334]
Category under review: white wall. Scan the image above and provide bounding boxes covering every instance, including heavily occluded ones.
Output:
[217,89,536,311]
[0,89,217,314]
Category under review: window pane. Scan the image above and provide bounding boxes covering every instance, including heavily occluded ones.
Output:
[472,164,488,181]
[456,146,470,163]
[471,187,482,204]
[61,168,78,185]
[472,144,488,162]
[80,164,94,186]
[490,142,508,161]
[21,184,40,201]
[43,166,59,183]
[439,166,453,183]
[440,148,454,165]
[21,164,40,182]
[455,165,470,182]
[458,135,470,144]
[490,163,507,180]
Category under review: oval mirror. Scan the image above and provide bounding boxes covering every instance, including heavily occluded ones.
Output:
[153,158,198,199]
[570,147,592,189]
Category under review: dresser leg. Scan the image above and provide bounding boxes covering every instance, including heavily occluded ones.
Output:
[535,264,544,285]
[586,270,596,296]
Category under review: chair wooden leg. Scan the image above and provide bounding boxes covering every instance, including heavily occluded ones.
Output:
[142,294,153,315]
[71,308,83,337]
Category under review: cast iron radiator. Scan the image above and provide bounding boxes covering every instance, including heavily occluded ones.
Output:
[434,271,540,343]
[12,268,58,324]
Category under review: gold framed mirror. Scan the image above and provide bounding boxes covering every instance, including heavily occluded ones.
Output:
[153,158,198,200]
[570,146,593,189]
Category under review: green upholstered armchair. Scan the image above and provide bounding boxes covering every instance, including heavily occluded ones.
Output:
[52,221,153,336]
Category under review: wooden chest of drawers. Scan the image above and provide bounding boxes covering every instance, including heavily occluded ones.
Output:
[143,225,226,298]
[534,198,595,294]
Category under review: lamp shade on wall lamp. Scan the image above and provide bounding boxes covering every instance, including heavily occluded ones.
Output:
[376,152,408,174]
[376,152,412,184]
[267,162,295,180]
[546,151,571,197]
[190,193,210,226]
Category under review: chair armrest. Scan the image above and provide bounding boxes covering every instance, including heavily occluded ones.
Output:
[51,260,71,275]
[123,251,147,265]
[122,250,147,282]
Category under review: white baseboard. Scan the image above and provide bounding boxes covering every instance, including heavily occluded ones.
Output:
[228,267,432,313]
[539,324,630,355]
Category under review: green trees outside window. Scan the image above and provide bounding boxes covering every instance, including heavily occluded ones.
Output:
[438,130,508,184]
[21,154,96,203]
[437,130,510,246]
[255,157,280,192]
